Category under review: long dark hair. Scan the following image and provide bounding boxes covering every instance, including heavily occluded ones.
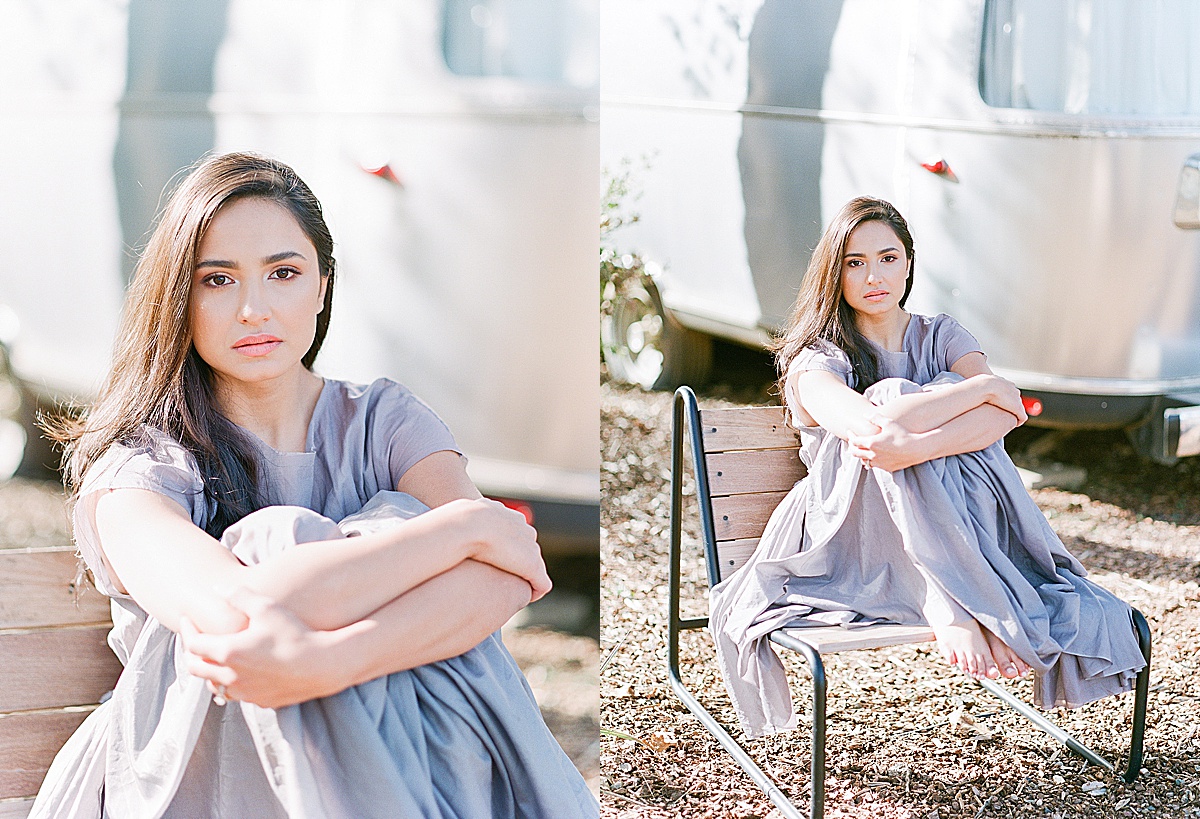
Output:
[49,152,336,536]
[773,196,915,404]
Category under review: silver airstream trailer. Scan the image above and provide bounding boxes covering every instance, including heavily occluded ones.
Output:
[600,0,1200,463]
[0,0,599,549]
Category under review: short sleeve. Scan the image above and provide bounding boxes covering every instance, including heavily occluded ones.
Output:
[784,341,854,425]
[73,429,208,597]
[365,379,462,488]
[788,341,854,385]
[935,314,987,372]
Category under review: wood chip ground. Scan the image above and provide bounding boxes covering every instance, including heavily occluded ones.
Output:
[602,377,1199,819]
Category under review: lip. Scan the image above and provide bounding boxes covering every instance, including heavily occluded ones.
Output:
[864,290,889,300]
[233,334,283,357]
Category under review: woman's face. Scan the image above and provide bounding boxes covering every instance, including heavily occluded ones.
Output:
[189,197,327,386]
[839,220,910,318]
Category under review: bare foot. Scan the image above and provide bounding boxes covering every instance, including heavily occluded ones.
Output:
[932,619,998,679]
[982,627,1030,679]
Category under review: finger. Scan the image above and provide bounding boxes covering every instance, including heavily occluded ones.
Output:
[185,655,237,686]
[529,574,553,603]
[178,615,199,648]
[529,563,553,600]
[181,631,233,665]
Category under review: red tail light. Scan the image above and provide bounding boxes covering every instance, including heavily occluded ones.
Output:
[1022,395,1043,417]
[491,497,535,525]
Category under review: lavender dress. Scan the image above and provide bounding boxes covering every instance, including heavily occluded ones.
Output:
[31,378,598,818]
[709,314,1146,739]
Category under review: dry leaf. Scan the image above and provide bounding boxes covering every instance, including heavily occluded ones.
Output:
[645,730,678,752]
[948,706,994,740]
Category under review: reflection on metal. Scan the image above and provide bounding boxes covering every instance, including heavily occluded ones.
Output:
[994,366,1200,396]
[1,0,600,544]
[1167,405,1200,458]
[1174,153,1200,229]
[601,0,1200,458]
[602,94,1200,140]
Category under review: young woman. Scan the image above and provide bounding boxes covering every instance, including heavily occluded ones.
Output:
[32,152,598,817]
[709,196,1146,739]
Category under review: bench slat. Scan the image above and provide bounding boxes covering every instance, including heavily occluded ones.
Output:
[713,538,759,583]
[711,491,790,542]
[0,551,110,630]
[707,449,804,496]
[700,407,797,452]
[0,708,95,800]
[774,624,936,654]
[0,626,121,713]
[0,798,33,818]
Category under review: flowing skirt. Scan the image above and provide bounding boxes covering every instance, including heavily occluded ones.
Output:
[709,376,1146,739]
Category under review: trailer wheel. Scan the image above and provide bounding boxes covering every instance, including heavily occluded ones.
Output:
[601,266,712,390]
[0,343,27,480]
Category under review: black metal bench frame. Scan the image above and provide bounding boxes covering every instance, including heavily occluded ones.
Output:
[666,386,1152,819]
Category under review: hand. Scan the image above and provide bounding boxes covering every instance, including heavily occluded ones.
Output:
[445,498,552,602]
[979,375,1027,425]
[847,415,926,472]
[180,587,341,709]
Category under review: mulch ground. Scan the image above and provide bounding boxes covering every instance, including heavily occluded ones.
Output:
[601,377,1200,819]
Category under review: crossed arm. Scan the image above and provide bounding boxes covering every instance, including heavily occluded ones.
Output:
[787,352,1027,472]
[92,451,547,707]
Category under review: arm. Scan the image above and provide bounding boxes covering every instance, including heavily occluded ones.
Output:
[396,449,483,506]
[789,356,1022,441]
[848,353,1026,471]
[179,451,540,705]
[182,560,532,708]
[93,487,549,634]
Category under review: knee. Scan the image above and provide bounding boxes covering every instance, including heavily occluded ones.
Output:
[864,377,923,404]
[339,491,431,537]
[222,506,343,564]
[926,371,965,389]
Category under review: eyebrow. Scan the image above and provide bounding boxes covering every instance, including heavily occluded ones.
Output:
[195,250,309,270]
[844,246,901,257]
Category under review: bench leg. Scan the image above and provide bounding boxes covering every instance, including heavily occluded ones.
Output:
[666,623,825,819]
[978,606,1152,781]
[667,385,820,818]
[1124,608,1151,783]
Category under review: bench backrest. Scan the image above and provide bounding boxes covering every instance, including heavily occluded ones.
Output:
[0,547,121,806]
[696,406,806,585]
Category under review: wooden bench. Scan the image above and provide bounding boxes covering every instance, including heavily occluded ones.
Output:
[0,547,122,819]
[666,386,1151,819]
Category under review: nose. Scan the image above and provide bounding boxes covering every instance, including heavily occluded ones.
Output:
[238,281,270,324]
